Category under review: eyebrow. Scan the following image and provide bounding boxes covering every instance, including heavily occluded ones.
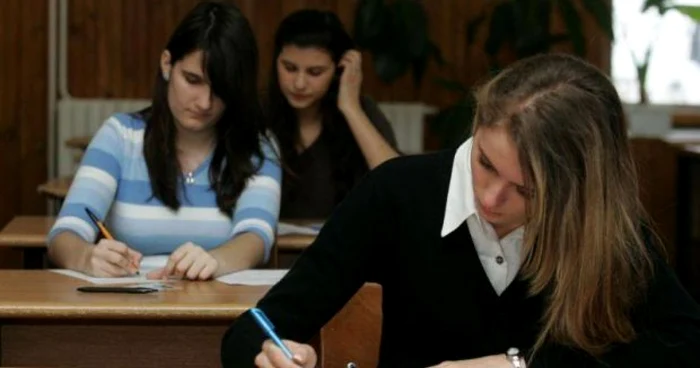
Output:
[279,58,330,70]
[181,70,204,79]
[478,144,526,188]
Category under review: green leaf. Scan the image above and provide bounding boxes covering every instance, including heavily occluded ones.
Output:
[556,0,586,56]
[429,41,446,66]
[372,51,409,83]
[485,2,516,57]
[580,0,614,40]
[672,5,700,22]
[353,0,387,49]
[466,13,488,46]
[643,0,671,14]
[390,0,429,59]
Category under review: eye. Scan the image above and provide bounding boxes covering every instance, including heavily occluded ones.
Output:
[516,186,533,198]
[479,155,496,172]
[184,73,202,85]
[283,63,297,72]
[307,68,324,77]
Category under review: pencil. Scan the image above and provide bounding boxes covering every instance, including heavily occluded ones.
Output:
[84,208,139,275]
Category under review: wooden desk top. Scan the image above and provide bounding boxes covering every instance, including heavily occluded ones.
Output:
[65,135,91,150]
[0,270,267,320]
[0,216,55,247]
[276,234,316,250]
[37,176,72,199]
[0,216,315,251]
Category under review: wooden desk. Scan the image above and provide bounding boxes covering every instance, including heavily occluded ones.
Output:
[0,270,267,367]
[37,176,72,200]
[0,216,55,269]
[0,216,316,269]
[65,135,91,151]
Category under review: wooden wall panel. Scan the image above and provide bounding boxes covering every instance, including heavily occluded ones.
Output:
[66,0,610,108]
[0,0,48,267]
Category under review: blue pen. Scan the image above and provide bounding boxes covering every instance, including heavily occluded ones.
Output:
[250,307,294,360]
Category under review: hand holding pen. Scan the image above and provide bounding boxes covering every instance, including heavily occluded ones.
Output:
[84,208,142,277]
[251,308,318,368]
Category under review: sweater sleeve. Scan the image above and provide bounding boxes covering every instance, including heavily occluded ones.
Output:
[220,160,394,367]
[530,253,700,367]
[229,134,282,263]
[47,114,127,244]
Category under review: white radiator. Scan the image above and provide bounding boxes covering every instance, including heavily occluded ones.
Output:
[377,102,434,155]
[54,99,431,177]
[56,98,150,177]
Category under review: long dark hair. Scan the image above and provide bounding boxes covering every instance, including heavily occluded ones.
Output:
[266,9,363,203]
[141,1,265,215]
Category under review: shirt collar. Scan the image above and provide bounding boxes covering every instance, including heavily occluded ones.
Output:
[441,138,477,237]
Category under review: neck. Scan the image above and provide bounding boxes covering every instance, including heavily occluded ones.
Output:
[176,127,216,154]
[296,103,322,127]
[493,222,521,239]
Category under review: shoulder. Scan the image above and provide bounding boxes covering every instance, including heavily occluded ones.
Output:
[110,112,146,131]
[369,149,456,188]
[96,112,145,144]
[88,113,145,153]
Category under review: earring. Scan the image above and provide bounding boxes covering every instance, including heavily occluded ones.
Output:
[163,71,170,81]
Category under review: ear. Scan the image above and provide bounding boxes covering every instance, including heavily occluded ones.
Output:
[160,50,172,81]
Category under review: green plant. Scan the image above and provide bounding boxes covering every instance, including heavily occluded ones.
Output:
[431,0,615,149]
[353,0,442,85]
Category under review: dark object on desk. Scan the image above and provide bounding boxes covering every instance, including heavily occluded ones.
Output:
[77,286,158,294]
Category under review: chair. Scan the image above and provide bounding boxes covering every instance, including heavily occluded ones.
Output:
[318,283,382,367]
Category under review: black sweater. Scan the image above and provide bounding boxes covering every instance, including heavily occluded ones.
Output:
[221,149,700,367]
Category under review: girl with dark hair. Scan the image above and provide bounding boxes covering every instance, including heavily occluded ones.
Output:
[48,1,281,281]
[267,9,399,219]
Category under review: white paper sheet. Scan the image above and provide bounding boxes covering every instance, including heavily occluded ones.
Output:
[277,222,322,236]
[51,255,287,286]
[50,255,170,285]
[215,269,288,286]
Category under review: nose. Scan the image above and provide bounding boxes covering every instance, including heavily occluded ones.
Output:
[481,181,508,209]
[293,72,307,90]
[194,85,213,111]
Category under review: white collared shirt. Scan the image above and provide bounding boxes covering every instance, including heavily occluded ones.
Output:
[440,138,523,295]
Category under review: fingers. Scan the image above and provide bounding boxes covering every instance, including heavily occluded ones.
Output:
[162,242,218,281]
[340,50,362,70]
[254,351,274,368]
[146,268,165,280]
[163,242,192,278]
[260,340,303,368]
[94,260,130,277]
[93,240,139,275]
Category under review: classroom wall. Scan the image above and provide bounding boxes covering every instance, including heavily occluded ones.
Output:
[65,0,610,106]
[0,0,49,267]
[0,0,610,237]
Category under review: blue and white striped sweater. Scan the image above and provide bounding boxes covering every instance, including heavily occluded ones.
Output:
[48,113,282,262]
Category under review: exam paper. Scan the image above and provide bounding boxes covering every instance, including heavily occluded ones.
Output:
[52,255,288,286]
[51,255,169,284]
[215,269,288,286]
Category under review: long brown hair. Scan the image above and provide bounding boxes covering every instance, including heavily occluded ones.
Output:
[473,53,657,356]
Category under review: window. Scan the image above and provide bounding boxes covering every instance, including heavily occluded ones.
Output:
[612,0,700,105]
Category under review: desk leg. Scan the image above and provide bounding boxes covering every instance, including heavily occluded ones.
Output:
[22,248,45,269]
